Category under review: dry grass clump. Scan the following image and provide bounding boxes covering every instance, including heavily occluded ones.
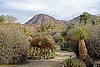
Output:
[28,33,56,59]
[30,34,55,49]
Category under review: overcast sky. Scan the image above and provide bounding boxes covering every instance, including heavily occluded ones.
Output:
[0,0,100,23]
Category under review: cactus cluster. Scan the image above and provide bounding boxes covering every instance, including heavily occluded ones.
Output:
[28,47,55,59]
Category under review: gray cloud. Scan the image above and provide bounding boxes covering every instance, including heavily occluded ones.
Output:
[0,0,100,23]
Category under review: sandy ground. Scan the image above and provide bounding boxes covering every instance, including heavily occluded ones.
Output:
[17,60,63,67]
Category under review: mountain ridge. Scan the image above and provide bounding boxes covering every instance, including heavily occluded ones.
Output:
[25,13,99,25]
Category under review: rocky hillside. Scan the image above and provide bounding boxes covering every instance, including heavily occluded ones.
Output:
[25,14,67,25]
[68,14,99,23]
[25,13,99,25]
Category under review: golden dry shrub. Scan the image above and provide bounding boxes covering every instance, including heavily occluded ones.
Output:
[0,24,29,65]
[30,34,56,50]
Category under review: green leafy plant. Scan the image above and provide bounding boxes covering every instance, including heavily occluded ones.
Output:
[61,29,68,37]
[28,47,41,60]
[0,15,6,26]
[74,27,89,61]
[20,26,32,36]
[64,57,84,67]
[28,47,55,59]
[74,27,89,40]
[73,26,94,67]
[53,33,63,43]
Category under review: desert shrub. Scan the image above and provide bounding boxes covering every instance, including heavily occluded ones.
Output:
[63,23,100,61]
[20,26,32,36]
[60,40,79,56]
[53,32,63,43]
[64,57,85,67]
[31,34,55,49]
[85,24,100,61]
[0,24,29,65]
[61,29,68,37]
[28,47,55,59]
[28,34,56,59]
[59,24,79,56]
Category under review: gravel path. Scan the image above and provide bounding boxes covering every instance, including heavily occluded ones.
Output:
[17,60,63,67]
[17,45,76,67]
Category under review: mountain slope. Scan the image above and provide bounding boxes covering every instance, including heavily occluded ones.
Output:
[25,14,59,25]
[25,12,99,25]
[68,14,99,23]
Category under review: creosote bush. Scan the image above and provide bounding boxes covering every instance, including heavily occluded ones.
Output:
[0,24,29,65]
[85,24,100,61]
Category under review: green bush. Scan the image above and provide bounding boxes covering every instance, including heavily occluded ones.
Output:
[53,33,63,43]
[0,24,29,65]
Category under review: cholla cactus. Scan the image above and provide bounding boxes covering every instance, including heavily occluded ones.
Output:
[0,24,29,65]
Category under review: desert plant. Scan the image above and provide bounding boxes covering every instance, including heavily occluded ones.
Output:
[0,24,29,65]
[74,27,94,67]
[28,34,56,59]
[61,29,68,37]
[64,57,84,67]
[85,24,100,61]
[79,12,91,25]
[5,15,17,23]
[31,34,55,49]
[28,47,55,59]
[60,40,78,53]
[46,48,55,59]
[28,47,41,60]
[20,26,32,36]
[53,33,63,43]
[74,27,89,60]
[0,15,6,26]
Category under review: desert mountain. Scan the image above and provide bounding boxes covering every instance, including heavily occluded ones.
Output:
[25,14,67,25]
[68,13,98,23]
[25,13,99,25]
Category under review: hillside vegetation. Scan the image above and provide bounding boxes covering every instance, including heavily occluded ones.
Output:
[0,12,100,67]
